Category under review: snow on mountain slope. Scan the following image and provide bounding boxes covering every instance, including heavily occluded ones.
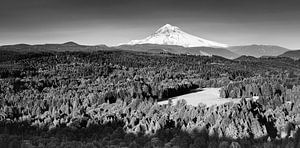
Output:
[122,24,228,48]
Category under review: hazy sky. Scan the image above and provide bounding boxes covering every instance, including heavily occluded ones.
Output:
[0,0,300,49]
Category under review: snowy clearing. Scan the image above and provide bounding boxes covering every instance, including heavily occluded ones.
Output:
[158,88,241,107]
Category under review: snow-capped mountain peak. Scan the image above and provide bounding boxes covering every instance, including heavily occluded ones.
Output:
[155,24,181,34]
[122,24,228,48]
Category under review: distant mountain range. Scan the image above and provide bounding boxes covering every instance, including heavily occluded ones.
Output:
[119,24,292,59]
[0,42,113,53]
[0,42,116,62]
[0,24,297,60]
[0,41,295,61]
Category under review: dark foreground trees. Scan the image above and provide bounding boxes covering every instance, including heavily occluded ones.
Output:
[0,51,300,147]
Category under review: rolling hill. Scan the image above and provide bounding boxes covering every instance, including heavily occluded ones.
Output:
[0,42,116,62]
[228,45,289,57]
[279,50,300,59]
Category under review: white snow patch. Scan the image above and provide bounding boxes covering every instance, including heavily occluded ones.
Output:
[162,49,168,52]
[199,50,212,56]
[158,88,241,107]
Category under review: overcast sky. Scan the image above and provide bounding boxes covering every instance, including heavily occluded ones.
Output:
[0,0,299,49]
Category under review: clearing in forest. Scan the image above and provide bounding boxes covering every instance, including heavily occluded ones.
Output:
[158,88,241,107]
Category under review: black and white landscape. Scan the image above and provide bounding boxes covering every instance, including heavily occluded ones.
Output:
[1,0,300,148]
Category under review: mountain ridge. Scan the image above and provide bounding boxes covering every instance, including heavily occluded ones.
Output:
[228,44,290,57]
[0,42,116,52]
[122,24,228,48]
[279,50,300,59]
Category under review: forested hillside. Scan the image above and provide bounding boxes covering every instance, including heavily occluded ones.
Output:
[0,50,300,147]
[279,50,300,60]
